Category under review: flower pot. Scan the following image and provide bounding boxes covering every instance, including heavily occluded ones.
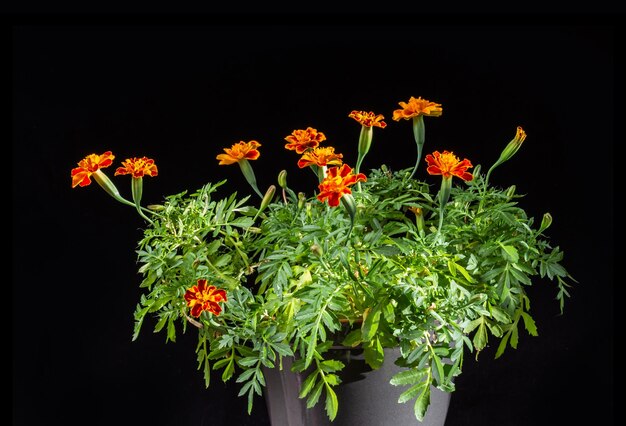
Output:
[263,346,451,426]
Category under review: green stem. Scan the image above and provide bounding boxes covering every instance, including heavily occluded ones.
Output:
[131,177,154,225]
[238,160,263,199]
[437,177,452,233]
[409,116,425,180]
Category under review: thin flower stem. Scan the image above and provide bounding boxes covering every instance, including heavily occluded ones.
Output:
[408,116,425,180]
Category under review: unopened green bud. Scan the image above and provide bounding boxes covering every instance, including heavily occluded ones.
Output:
[310,244,323,257]
[341,193,357,236]
[147,204,166,212]
[259,185,276,213]
[278,170,288,189]
[298,192,306,210]
[538,212,553,234]
[408,206,425,236]
[485,127,527,187]
[498,126,527,164]
[505,185,516,199]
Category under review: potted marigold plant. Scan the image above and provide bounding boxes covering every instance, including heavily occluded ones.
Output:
[71,96,574,425]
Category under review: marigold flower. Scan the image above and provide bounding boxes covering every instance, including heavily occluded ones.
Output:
[392,96,443,121]
[425,150,474,182]
[114,157,158,178]
[216,140,261,165]
[317,164,367,207]
[184,279,228,317]
[284,127,326,154]
[297,146,344,169]
[71,151,115,188]
[348,110,387,128]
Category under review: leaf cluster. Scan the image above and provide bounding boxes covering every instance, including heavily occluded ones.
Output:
[132,166,574,421]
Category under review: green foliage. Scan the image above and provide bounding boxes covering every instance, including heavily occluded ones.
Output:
[77,100,575,422]
[128,166,574,421]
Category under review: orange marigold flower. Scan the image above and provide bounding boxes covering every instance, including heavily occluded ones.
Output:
[71,151,115,188]
[184,279,228,317]
[317,164,367,207]
[297,146,344,169]
[284,127,326,154]
[348,110,387,128]
[392,96,443,121]
[114,157,158,178]
[216,140,261,165]
[425,150,474,181]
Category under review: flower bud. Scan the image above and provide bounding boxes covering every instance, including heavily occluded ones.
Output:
[538,212,553,234]
[147,204,166,212]
[505,185,516,199]
[298,192,306,210]
[310,244,323,257]
[259,185,276,213]
[278,170,288,189]
[498,126,527,164]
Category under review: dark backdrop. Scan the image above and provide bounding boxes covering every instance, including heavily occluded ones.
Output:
[12,21,614,425]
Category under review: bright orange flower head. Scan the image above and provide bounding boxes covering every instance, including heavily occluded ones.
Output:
[297,146,344,169]
[317,164,367,207]
[284,127,326,154]
[114,157,158,178]
[392,96,443,121]
[425,150,474,181]
[216,140,261,165]
[184,279,228,317]
[71,151,115,188]
[348,110,387,128]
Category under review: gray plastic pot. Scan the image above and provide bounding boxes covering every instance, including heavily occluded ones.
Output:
[262,347,451,426]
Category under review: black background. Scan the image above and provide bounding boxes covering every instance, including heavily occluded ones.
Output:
[12,19,614,425]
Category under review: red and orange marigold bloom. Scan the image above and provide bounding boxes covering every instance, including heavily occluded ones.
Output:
[114,157,158,178]
[317,164,367,207]
[297,146,344,169]
[184,279,228,317]
[216,140,261,165]
[425,150,474,181]
[71,151,115,188]
[392,96,443,121]
[284,127,327,154]
[348,110,387,128]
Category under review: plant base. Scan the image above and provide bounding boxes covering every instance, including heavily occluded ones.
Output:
[263,347,450,426]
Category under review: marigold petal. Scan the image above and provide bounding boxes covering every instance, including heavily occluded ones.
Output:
[71,168,92,188]
[217,141,261,165]
[190,304,203,317]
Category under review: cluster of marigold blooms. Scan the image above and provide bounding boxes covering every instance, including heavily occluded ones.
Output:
[72,96,515,321]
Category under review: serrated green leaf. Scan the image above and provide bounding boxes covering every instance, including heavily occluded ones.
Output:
[520,312,538,336]
[431,353,445,386]
[362,306,381,342]
[221,358,235,382]
[494,331,511,359]
[414,384,431,421]
[320,360,344,373]
[325,385,339,421]
[472,320,488,352]
[499,244,519,263]
[489,305,512,324]
[363,338,384,369]
[340,329,362,347]
[398,382,426,404]
[299,371,319,398]
[306,380,324,408]
[390,368,426,386]
[235,368,256,383]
